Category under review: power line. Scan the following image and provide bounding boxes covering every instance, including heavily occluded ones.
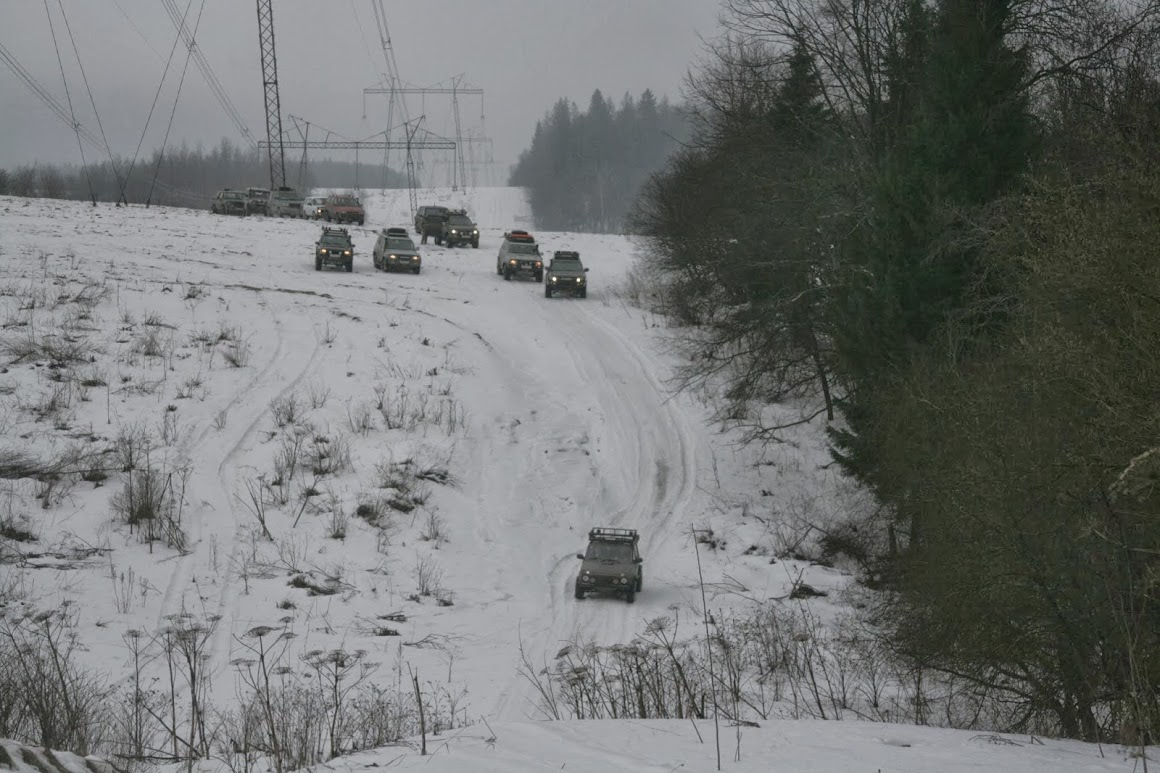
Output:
[0,41,104,150]
[55,0,126,195]
[148,0,206,206]
[159,0,256,148]
[119,0,194,206]
[42,0,95,203]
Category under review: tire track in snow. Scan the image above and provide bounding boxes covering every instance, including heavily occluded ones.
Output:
[156,293,322,678]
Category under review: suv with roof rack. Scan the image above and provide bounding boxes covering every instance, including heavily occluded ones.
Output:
[315,226,354,272]
[574,527,643,603]
[440,209,479,248]
[373,227,422,274]
[544,250,588,298]
[496,230,543,281]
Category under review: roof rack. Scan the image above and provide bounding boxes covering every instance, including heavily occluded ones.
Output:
[321,225,349,235]
[588,527,639,544]
[385,226,408,236]
[553,250,579,259]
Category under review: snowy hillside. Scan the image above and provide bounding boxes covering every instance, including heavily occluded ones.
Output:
[0,188,1146,771]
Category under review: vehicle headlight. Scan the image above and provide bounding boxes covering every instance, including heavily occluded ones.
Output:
[319,249,328,255]
[509,259,517,265]
[411,256,419,261]
[473,229,478,234]
[576,277,583,283]
[534,262,541,268]
[620,577,628,585]
[582,575,594,583]
[451,229,458,233]
[343,250,351,256]
[550,276,558,282]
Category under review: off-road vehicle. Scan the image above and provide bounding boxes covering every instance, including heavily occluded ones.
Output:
[496,230,543,281]
[440,210,479,248]
[245,187,271,216]
[269,186,305,218]
[211,189,247,216]
[574,528,643,603]
[305,196,327,220]
[414,205,449,244]
[321,193,365,225]
[544,251,588,298]
[373,227,422,274]
[315,226,354,272]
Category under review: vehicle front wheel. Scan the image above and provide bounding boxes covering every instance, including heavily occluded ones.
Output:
[435,236,443,246]
[504,269,512,281]
[345,261,352,273]
[534,272,543,282]
[412,266,420,275]
[472,240,479,249]
[625,590,635,604]
[579,288,587,298]
[315,258,321,271]
[636,572,643,592]
[545,285,552,298]
[574,584,585,600]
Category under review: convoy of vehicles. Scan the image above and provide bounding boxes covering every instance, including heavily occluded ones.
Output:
[496,230,543,280]
[574,528,643,603]
[315,226,355,272]
[373,227,422,274]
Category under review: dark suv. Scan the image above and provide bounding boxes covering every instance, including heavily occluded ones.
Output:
[414,205,449,244]
[315,226,354,272]
[440,210,479,248]
[373,227,422,274]
[544,251,589,298]
[574,528,643,603]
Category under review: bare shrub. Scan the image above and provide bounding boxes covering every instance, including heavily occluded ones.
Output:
[414,554,444,597]
[270,393,304,429]
[327,505,348,540]
[419,509,447,546]
[0,608,112,754]
[223,338,252,368]
[306,433,352,477]
[345,400,375,436]
[307,381,330,409]
[109,466,188,553]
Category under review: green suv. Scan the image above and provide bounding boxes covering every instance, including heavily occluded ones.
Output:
[315,226,354,272]
[574,528,643,603]
[373,227,422,274]
[544,251,588,298]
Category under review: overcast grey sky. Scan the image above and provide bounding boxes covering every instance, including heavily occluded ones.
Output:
[0,1,722,181]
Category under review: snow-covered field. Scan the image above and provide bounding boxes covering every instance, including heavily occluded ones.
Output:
[0,187,1145,771]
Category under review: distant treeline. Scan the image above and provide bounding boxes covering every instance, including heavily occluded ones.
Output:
[509,89,688,233]
[0,138,408,208]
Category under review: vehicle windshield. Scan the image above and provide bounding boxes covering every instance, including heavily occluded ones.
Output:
[586,542,633,561]
[507,243,538,255]
[552,258,582,270]
[448,215,473,226]
[249,190,270,199]
[222,192,245,200]
[273,189,299,200]
[319,235,350,248]
[386,238,415,251]
[332,196,359,206]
